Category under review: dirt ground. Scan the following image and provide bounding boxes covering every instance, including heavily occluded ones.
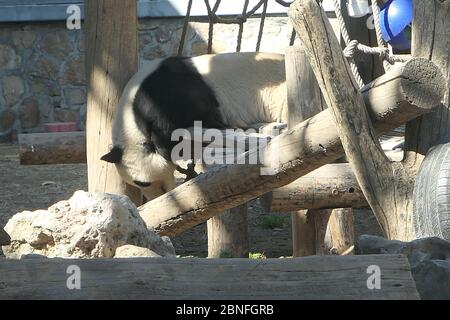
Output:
[0,143,382,258]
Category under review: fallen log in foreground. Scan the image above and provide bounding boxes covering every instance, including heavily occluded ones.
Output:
[0,254,419,300]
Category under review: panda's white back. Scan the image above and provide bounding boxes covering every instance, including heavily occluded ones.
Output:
[190,52,287,128]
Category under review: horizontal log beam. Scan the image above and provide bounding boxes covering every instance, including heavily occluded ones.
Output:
[0,255,419,300]
[267,164,368,212]
[139,58,445,237]
[18,132,86,165]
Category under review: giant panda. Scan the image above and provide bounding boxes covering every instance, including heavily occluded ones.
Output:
[101,52,288,201]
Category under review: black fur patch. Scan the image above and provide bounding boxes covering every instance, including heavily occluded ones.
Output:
[132,57,225,160]
[133,180,152,188]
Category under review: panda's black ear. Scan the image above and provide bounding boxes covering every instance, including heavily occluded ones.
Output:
[101,146,123,163]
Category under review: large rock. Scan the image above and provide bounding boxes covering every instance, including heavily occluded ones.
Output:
[114,245,162,258]
[358,235,450,300]
[2,191,175,259]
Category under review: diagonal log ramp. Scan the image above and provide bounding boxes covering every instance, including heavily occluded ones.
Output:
[0,255,419,299]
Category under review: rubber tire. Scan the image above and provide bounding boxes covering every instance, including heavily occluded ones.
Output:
[413,143,450,240]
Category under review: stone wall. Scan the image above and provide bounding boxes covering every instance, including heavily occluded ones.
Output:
[0,16,306,141]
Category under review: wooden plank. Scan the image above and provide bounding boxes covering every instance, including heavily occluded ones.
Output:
[85,0,142,205]
[0,255,419,300]
[18,132,86,165]
[140,58,444,237]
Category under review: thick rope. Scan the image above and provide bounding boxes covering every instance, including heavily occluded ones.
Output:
[333,0,365,88]
[237,0,250,52]
[256,0,269,51]
[370,0,392,71]
[177,0,193,56]
[333,0,411,87]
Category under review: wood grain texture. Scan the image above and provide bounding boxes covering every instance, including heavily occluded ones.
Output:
[207,205,249,258]
[0,255,419,300]
[285,46,327,257]
[18,132,86,165]
[325,208,355,255]
[85,0,141,204]
[140,56,443,238]
[270,164,367,212]
[288,0,445,240]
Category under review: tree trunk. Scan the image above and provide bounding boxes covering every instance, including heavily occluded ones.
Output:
[85,0,141,205]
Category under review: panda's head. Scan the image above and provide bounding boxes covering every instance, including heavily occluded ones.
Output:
[100,58,176,200]
[101,142,175,200]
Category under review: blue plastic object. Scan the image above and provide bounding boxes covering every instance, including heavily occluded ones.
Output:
[379,0,413,50]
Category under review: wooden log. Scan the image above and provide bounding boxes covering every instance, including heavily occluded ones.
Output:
[207,205,249,258]
[139,57,444,237]
[18,132,86,165]
[269,164,367,212]
[290,211,316,256]
[325,208,355,255]
[288,0,446,240]
[85,0,141,205]
[285,46,326,257]
[0,255,419,300]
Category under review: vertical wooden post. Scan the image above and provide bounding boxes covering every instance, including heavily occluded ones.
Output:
[207,205,249,258]
[405,0,450,166]
[324,208,354,254]
[285,46,326,257]
[206,164,249,258]
[85,0,141,204]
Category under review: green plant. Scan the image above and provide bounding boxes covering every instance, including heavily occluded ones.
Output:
[219,250,233,258]
[258,214,287,229]
[249,252,267,259]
